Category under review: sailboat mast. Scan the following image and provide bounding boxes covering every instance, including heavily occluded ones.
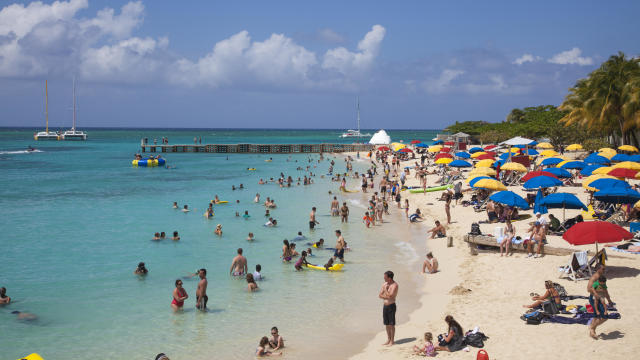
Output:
[45,80,49,133]
[72,78,76,131]
[357,96,360,133]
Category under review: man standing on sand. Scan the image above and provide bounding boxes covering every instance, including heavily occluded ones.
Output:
[230,248,248,276]
[332,230,346,262]
[444,189,452,224]
[309,207,319,230]
[196,268,208,310]
[340,202,350,223]
[587,264,614,339]
[379,270,399,346]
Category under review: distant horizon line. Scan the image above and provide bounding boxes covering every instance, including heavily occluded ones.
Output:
[0,126,444,131]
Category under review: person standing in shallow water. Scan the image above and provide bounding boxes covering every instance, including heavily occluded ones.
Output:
[196,268,208,310]
[379,270,399,346]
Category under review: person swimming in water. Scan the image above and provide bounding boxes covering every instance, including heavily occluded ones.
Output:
[172,231,180,241]
[247,232,255,241]
[230,248,248,276]
[215,224,223,236]
[134,262,148,275]
[247,273,258,292]
[182,205,190,213]
[0,287,11,305]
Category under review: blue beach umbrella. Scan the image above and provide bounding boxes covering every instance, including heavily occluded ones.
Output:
[455,151,470,158]
[513,144,526,149]
[534,189,548,214]
[560,161,586,169]
[432,140,444,145]
[489,191,530,210]
[449,159,472,167]
[529,140,538,146]
[415,143,428,148]
[540,192,587,220]
[588,178,631,191]
[544,167,572,178]
[594,187,640,204]
[469,176,492,187]
[524,149,539,156]
[494,159,506,168]
[541,157,564,166]
[523,175,563,189]
[469,147,483,153]
[584,154,611,165]
[499,152,512,160]
[611,153,630,162]
[628,155,640,162]
[580,164,605,176]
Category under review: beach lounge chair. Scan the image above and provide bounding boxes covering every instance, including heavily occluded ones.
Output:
[558,251,591,282]
[503,172,522,186]
[581,204,597,220]
[605,208,627,226]
[588,249,607,270]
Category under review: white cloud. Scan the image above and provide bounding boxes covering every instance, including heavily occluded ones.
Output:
[513,53,541,65]
[317,28,345,44]
[462,74,508,94]
[548,47,593,65]
[424,69,464,94]
[321,25,385,75]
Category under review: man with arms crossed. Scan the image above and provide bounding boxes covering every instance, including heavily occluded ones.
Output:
[379,270,399,346]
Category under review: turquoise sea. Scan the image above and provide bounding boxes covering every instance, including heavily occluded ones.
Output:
[0,128,438,359]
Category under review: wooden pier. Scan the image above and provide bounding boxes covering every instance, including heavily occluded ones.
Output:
[141,143,376,154]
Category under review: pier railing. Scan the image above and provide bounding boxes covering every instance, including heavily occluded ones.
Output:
[141,143,376,154]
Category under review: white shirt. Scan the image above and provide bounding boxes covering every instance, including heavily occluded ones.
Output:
[253,271,262,280]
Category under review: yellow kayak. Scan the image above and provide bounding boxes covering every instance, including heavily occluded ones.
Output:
[210,200,228,204]
[18,354,44,360]
[304,263,344,271]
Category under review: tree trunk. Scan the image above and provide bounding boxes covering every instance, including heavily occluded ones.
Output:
[631,129,640,148]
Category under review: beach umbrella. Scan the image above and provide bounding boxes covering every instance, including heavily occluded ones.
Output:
[475,159,495,168]
[540,192,587,221]
[588,178,630,191]
[618,145,639,152]
[398,148,413,153]
[594,187,640,204]
[428,146,442,153]
[455,151,470,159]
[435,153,453,160]
[472,178,507,191]
[501,136,535,146]
[523,176,563,189]
[484,145,497,150]
[469,147,483,153]
[484,151,497,156]
[411,140,421,144]
[501,162,528,172]
[391,143,406,151]
[534,188,547,214]
[435,157,453,165]
[566,144,583,151]
[444,141,454,146]
[539,157,564,166]
[591,166,613,175]
[583,154,611,165]
[470,151,488,158]
[494,159,507,168]
[521,171,558,182]
[524,148,539,156]
[476,154,495,160]
[612,161,640,171]
[509,147,523,153]
[560,161,586,170]
[378,146,390,151]
[563,221,633,251]
[536,142,554,149]
[607,167,638,179]
[544,167,572,178]
[489,191,530,210]
[498,152,513,160]
[611,153,630,162]
[582,174,620,191]
[599,147,616,153]
[469,167,497,176]
[432,140,444,145]
[468,176,492,186]
[580,164,604,176]
[539,149,559,157]
[449,159,472,168]
[629,155,640,162]
[440,147,452,153]
[415,143,428,148]
[598,148,617,159]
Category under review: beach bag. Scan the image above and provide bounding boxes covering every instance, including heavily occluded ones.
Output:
[464,332,488,348]
[470,223,481,235]
[477,349,489,360]
[553,282,567,297]
[521,310,544,325]
[437,334,447,346]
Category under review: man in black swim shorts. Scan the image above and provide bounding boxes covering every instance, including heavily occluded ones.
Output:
[379,270,399,346]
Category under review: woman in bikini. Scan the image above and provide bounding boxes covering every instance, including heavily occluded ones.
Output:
[171,279,188,311]
[282,240,292,262]
[523,280,561,309]
[499,219,515,257]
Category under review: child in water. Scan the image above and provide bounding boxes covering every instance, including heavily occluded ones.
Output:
[324,258,335,270]
[362,211,373,228]
[294,251,310,270]
[269,326,285,351]
[247,273,259,292]
[256,336,281,357]
[247,232,255,241]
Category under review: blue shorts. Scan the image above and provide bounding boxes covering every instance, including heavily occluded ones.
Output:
[333,248,344,260]
[589,294,606,318]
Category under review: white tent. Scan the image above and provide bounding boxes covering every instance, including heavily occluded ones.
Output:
[500,136,535,146]
[369,130,391,145]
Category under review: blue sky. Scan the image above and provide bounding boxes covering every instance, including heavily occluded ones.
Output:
[0,0,638,129]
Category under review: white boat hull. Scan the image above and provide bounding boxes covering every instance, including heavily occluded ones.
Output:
[60,131,87,140]
[34,132,59,140]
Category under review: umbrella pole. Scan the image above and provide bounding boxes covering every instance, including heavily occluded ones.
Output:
[563,206,566,222]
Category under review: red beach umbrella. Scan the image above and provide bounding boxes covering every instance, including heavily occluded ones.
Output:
[399,148,413,153]
[411,140,421,144]
[563,221,633,251]
[476,154,495,160]
[435,153,453,160]
[484,151,497,156]
[444,141,455,146]
[607,168,638,179]
[440,147,452,153]
[521,171,559,182]
[378,146,390,151]
[484,145,497,150]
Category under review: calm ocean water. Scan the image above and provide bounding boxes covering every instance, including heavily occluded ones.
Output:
[0,128,438,359]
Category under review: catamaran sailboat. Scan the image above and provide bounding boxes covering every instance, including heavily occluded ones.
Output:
[34,81,59,141]
[340,97,371,138]
[60,78,87,141]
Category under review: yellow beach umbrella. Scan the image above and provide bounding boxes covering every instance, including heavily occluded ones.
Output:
[536,142,554,149]
[591,166,613,175]
[470,151,488,158]
[509,147,522,153]
[539,149,559,157]
[634,199,640,209]
[618,145,639,152]
[612,161,640,170]
[599,147,616,153]
[566,144,583,151]
[598,148,617,159]
[391,142,406,152]
[582,174,620,191]
[475,159,494,168]
[501,162,527,172]
[469,167,497,176]
[435,157,453,164]
[472,178,506,191]
[428,145,443,153]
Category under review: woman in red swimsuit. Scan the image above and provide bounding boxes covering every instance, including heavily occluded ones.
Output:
[171,279,188,311]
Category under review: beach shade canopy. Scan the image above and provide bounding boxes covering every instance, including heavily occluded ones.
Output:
[563,221,633,248]
[501,136,535,146]
[618,145,639,152]
[378,146,390,151]
[432,140,444,145]
[588,178,631,191]
[475,159,495,168]
[544,167,572,178]
[566,144,583,151]
[411,140,421,144]
[607,167,638,179]
[612,161,640,171]
[584,154,611,165]
[611,153,630,162]
[541,193,587,210]
[472,178,507,191]
[582,174,620,191]
[594,187,640,204]
[560,160,586,170]
[580,164,605,176]
[484,145,497,150]
[490,191,530,209]
[435,153,454,160]
[435,157,453,164]
[523,175,563,189]
[468,176,492,186]
[415,143,428,148]
[501,162,528,172]
[521,171,559,182]
[398,148,413,153]
[469,167,497,176]
[476,153,495,160]
[539,149,560,157]
[455,151,471,158]
[539,157,564,166]
[536,142,554,149]
[534,188,548,214]
[449,159,472,168]
[469,147,484,153]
